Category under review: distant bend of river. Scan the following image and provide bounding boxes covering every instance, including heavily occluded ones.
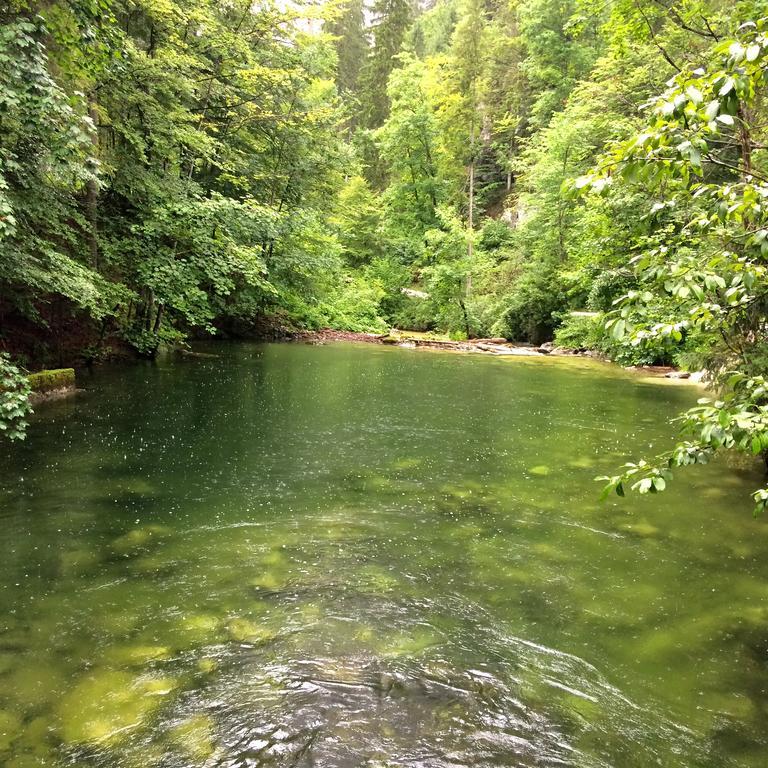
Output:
[0,341,767,768]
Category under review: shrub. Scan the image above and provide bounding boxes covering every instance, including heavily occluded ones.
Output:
[554,313,601,349]
[0,354,32,441]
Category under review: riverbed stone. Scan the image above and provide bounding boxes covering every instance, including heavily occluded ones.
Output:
[378,628,438,658]
[0,652,16,676]
[197,658,218,674]
[0,710,22,752]
[251,572,286,591]
[56,670,178,745]
[59,547,101,576]
[169,714,216,761]
[112,525,171,556]
[6,661,66,710]
[227,617,275,644]
[104,644,172,667]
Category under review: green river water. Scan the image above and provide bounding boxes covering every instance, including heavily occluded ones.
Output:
[1,342,767,768]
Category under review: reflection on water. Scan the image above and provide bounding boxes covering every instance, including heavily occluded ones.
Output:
[0,342,767,767]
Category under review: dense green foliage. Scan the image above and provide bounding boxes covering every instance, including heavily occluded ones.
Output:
[1,0,370,367]
[0,353,31,440]
[575,18,768,511]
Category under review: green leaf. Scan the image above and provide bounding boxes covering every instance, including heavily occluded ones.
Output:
[610,318,626,340]
[686,86,703,104]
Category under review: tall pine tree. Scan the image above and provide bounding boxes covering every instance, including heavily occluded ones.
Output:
[326,0,369,96]
[358,0,415,128]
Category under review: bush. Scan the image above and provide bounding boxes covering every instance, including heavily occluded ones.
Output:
[554,313,602,349]
[0,353,32,441]
[389,295,436,331]
[491,268,567,344]
[478,219,514,252]
[553,311,677,366]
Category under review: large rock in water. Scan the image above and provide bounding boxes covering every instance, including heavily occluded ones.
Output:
[26,368,75,393]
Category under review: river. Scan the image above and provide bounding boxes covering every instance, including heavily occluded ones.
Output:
[1,342,767,767]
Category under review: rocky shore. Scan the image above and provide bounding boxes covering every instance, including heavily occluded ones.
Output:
[293,329,703,380]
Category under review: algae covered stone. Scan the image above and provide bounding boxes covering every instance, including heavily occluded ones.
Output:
[227,618,276,645]
[250,572,285,591]
[112,525,171,556]
[0,710,22,752]
[56,670,178,744]
[104,644,172,667]
[169,714,216,761]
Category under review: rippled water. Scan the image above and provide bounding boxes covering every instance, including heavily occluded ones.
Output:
[1,342,767,768]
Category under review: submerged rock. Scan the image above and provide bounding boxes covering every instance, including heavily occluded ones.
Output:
[5,661,66,710]
[112,525,171,556]
[169,614,222,649]
[103,644,172,667]
[168,714,216,761]
[227,618,276,645]
[378,628,439,658]
[251,572,286,591]
[59,547,101,576]
[56,670,178,745]
[197,658,218,674]
[0,710,22,752]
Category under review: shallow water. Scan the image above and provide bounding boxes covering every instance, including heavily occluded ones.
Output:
[1,342,767,768]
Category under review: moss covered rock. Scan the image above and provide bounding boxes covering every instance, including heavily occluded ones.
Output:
[168,714,216,761]
[112,525,171,556]
[227,618,276,645]
[103,645,172,667]
[0,710,22,752]
[26,369,75,393]
[56,670,178,745]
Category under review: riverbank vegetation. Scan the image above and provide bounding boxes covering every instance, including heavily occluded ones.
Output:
[3,0,768,507]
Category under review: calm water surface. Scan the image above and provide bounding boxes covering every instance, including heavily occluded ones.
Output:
[1,342,767,768]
